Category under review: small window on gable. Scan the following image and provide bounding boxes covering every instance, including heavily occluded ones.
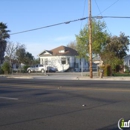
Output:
[59,50,65,53]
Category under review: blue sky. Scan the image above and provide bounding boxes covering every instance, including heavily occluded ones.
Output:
[1,0,130,58]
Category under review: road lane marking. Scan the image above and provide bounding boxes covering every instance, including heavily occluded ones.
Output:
[0,96,19,100]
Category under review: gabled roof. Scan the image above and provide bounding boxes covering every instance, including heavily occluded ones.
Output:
[39,50,52,56]
[39,45,78,56]
[93,56,101,61]
[123,54,130,59]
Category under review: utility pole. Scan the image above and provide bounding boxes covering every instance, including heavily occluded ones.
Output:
[88,0,93,78]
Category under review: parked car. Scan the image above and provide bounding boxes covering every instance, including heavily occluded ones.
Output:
[27,64,47,73]
[46,66,57,72]
[27,64,57,73]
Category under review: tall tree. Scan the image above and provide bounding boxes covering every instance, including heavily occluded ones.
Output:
[24,52,34,65]
[33,58,40,65]
[67,41,77,50]
[5,42,25,71]
[100,33,130,70]
[6,42,25,61]
[76,19,109,59]
[16,46,26,64]
[0,23,10,64]
[104,33,130,59]
[16,45,34,65]
[100,51,122,69]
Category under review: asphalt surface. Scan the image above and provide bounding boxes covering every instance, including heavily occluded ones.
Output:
[0,78,130,130]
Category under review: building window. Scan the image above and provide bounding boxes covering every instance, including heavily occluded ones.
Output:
[42,59,43,64]
[61,58,66,64]
[68,57,70,64]
[44,58,48,65]
[59,50,65,53]
[76,63,79,68]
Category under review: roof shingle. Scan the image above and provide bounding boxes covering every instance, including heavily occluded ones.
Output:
[39,45,78,56]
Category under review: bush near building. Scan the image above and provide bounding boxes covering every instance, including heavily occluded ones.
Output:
[99,64,111,76]
[104,64,111,76]
[23,65,30,73]
[1,62,10,74]
[0,67,4,74]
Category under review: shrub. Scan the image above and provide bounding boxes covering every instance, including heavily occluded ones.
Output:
[99,64,111,76]
[104,64,111,76]
[1,62,10,74]
[0,67,4,74]
[23,65,30,73]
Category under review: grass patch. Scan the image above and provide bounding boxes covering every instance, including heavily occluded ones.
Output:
[113,73,130,76]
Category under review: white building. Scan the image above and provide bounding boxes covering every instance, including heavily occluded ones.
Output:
[124,55,130,71]
[93,56,103,65]
[39,46,89,72]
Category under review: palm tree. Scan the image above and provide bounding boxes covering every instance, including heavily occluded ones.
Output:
[0,22,10,64]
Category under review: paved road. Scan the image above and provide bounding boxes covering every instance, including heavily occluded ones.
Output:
[0,78,130,130]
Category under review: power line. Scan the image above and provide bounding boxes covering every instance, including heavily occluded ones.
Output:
[94,0,111,34]
[10,16,130,35]
[80,0,87,29]
[98,0,120,14]
[82,0,87,18]
[96,16,130,19]
[10,17,88,35]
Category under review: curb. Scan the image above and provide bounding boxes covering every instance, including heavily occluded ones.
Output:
[0,75,130,81]
[1,75,130,81]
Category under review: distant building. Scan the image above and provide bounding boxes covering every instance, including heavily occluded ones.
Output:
[39,45,89,72]
[123,55,130,71]
[3,56,25,72]
[93,56,103,66]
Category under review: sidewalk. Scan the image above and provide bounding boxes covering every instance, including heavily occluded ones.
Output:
[1,74,130,81]
[78,76,130,81]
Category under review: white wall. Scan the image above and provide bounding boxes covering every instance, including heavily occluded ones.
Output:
[39,56,89,72]
[124,56,130,67]
[40,56,67,66]
[124,55,130,71]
